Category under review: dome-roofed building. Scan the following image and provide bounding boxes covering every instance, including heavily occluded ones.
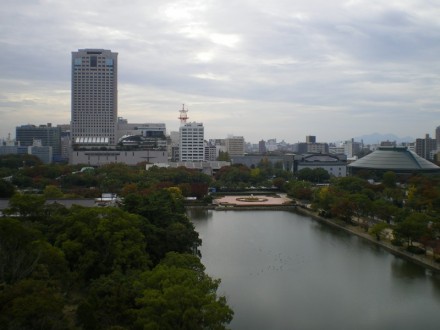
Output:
[348,146,440,175]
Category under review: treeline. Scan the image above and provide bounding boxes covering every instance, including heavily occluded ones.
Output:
[0,189,233,329]
[0,155,212,199]
[0,155,330,198]
[286,172,440,257]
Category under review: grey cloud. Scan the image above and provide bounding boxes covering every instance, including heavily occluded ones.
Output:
[1,0,440,142]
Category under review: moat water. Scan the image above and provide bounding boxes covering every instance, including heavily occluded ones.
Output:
[189,209,440,330]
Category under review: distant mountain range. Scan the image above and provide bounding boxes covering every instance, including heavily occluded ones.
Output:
[353,133,414,145]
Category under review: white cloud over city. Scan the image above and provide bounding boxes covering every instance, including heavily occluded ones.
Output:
[1,0,440,142]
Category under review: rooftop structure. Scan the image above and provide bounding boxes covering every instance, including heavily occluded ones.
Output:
[348,146,440,174]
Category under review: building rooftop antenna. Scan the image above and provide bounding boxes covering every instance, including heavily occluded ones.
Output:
[178,103,189,125]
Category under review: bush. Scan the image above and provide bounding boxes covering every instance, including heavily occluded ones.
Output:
[391,239,403,246]
[406,245,426,254]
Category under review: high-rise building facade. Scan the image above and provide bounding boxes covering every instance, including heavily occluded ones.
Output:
[179,122,204,162]
[71,49,118,145]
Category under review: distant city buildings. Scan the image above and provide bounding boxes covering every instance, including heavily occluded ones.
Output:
[2,48,440,172]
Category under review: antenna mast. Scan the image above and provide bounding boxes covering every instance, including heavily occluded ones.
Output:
[178,104,189,125]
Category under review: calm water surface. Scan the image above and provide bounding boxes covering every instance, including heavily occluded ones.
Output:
[189,209,440,330]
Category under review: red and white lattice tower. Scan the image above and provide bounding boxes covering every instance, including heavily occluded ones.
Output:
[178,104,189,125]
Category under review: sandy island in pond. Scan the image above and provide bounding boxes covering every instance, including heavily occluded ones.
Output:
[214,195,293,206]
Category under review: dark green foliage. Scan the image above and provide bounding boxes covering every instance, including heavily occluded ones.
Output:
[0,186,228,329]
[286,180,313,200]
[0,279,68,330]
[133,253,233,330]
[0,154,42,169]
[0,218,43,284]
[0,179,15,198]
[331,176,368,194]
[297,167,330,183]
[6,193,46,219]
[217,151,231,161]
[406,245,426,254]
[77,254,233,330]
[394,213,432,246]
[77,271,140,329]
[122,190,201,264]
[54,207,151,282]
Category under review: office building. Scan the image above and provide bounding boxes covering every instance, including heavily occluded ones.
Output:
[415,134,437,160]
[205,141,217,161]
[28,140,53,164]
[344,138,362,158]
[16,123,61,162]
[71,49,118,145]
[179,122,204,162]
[226,136,245,157]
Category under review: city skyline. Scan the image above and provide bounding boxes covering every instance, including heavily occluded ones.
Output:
[1,1,440,142]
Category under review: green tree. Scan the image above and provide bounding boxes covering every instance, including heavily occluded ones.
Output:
[286,180,313,201]
[382,171,397,188]
[0,279,68,330]
[0,218,43,284]
[77,271,140,329]
[394,213,431,246]
[6,193,46,219]
[43,185,64,199]
[134,253,233,330]
[331,176,368,194]
[0,179,15,198]
[55,207,150,282]
[217,151,231,162]
[372,199,398,224]
[123,190,201,264]
[369,223,390,241]
[331,195,355,222]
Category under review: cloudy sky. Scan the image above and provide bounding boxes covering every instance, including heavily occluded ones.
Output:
[1,0,440,143]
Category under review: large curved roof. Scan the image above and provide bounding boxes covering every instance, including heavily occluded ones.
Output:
[348,146,440,172]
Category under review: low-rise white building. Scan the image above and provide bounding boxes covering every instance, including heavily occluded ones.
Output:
[297,154,347,177]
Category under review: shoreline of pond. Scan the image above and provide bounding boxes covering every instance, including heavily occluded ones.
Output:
[294,206,440,273]
[187,204,440,273]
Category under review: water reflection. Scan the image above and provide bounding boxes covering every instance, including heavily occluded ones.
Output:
[391,258,427,279]
[191,210,440,330]
[187,208,213,220]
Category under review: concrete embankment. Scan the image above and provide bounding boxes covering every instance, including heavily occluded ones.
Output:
[295,207,440,273]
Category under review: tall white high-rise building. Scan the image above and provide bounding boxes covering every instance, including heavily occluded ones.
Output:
[71,49,118,145]
[179,122,205,161]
